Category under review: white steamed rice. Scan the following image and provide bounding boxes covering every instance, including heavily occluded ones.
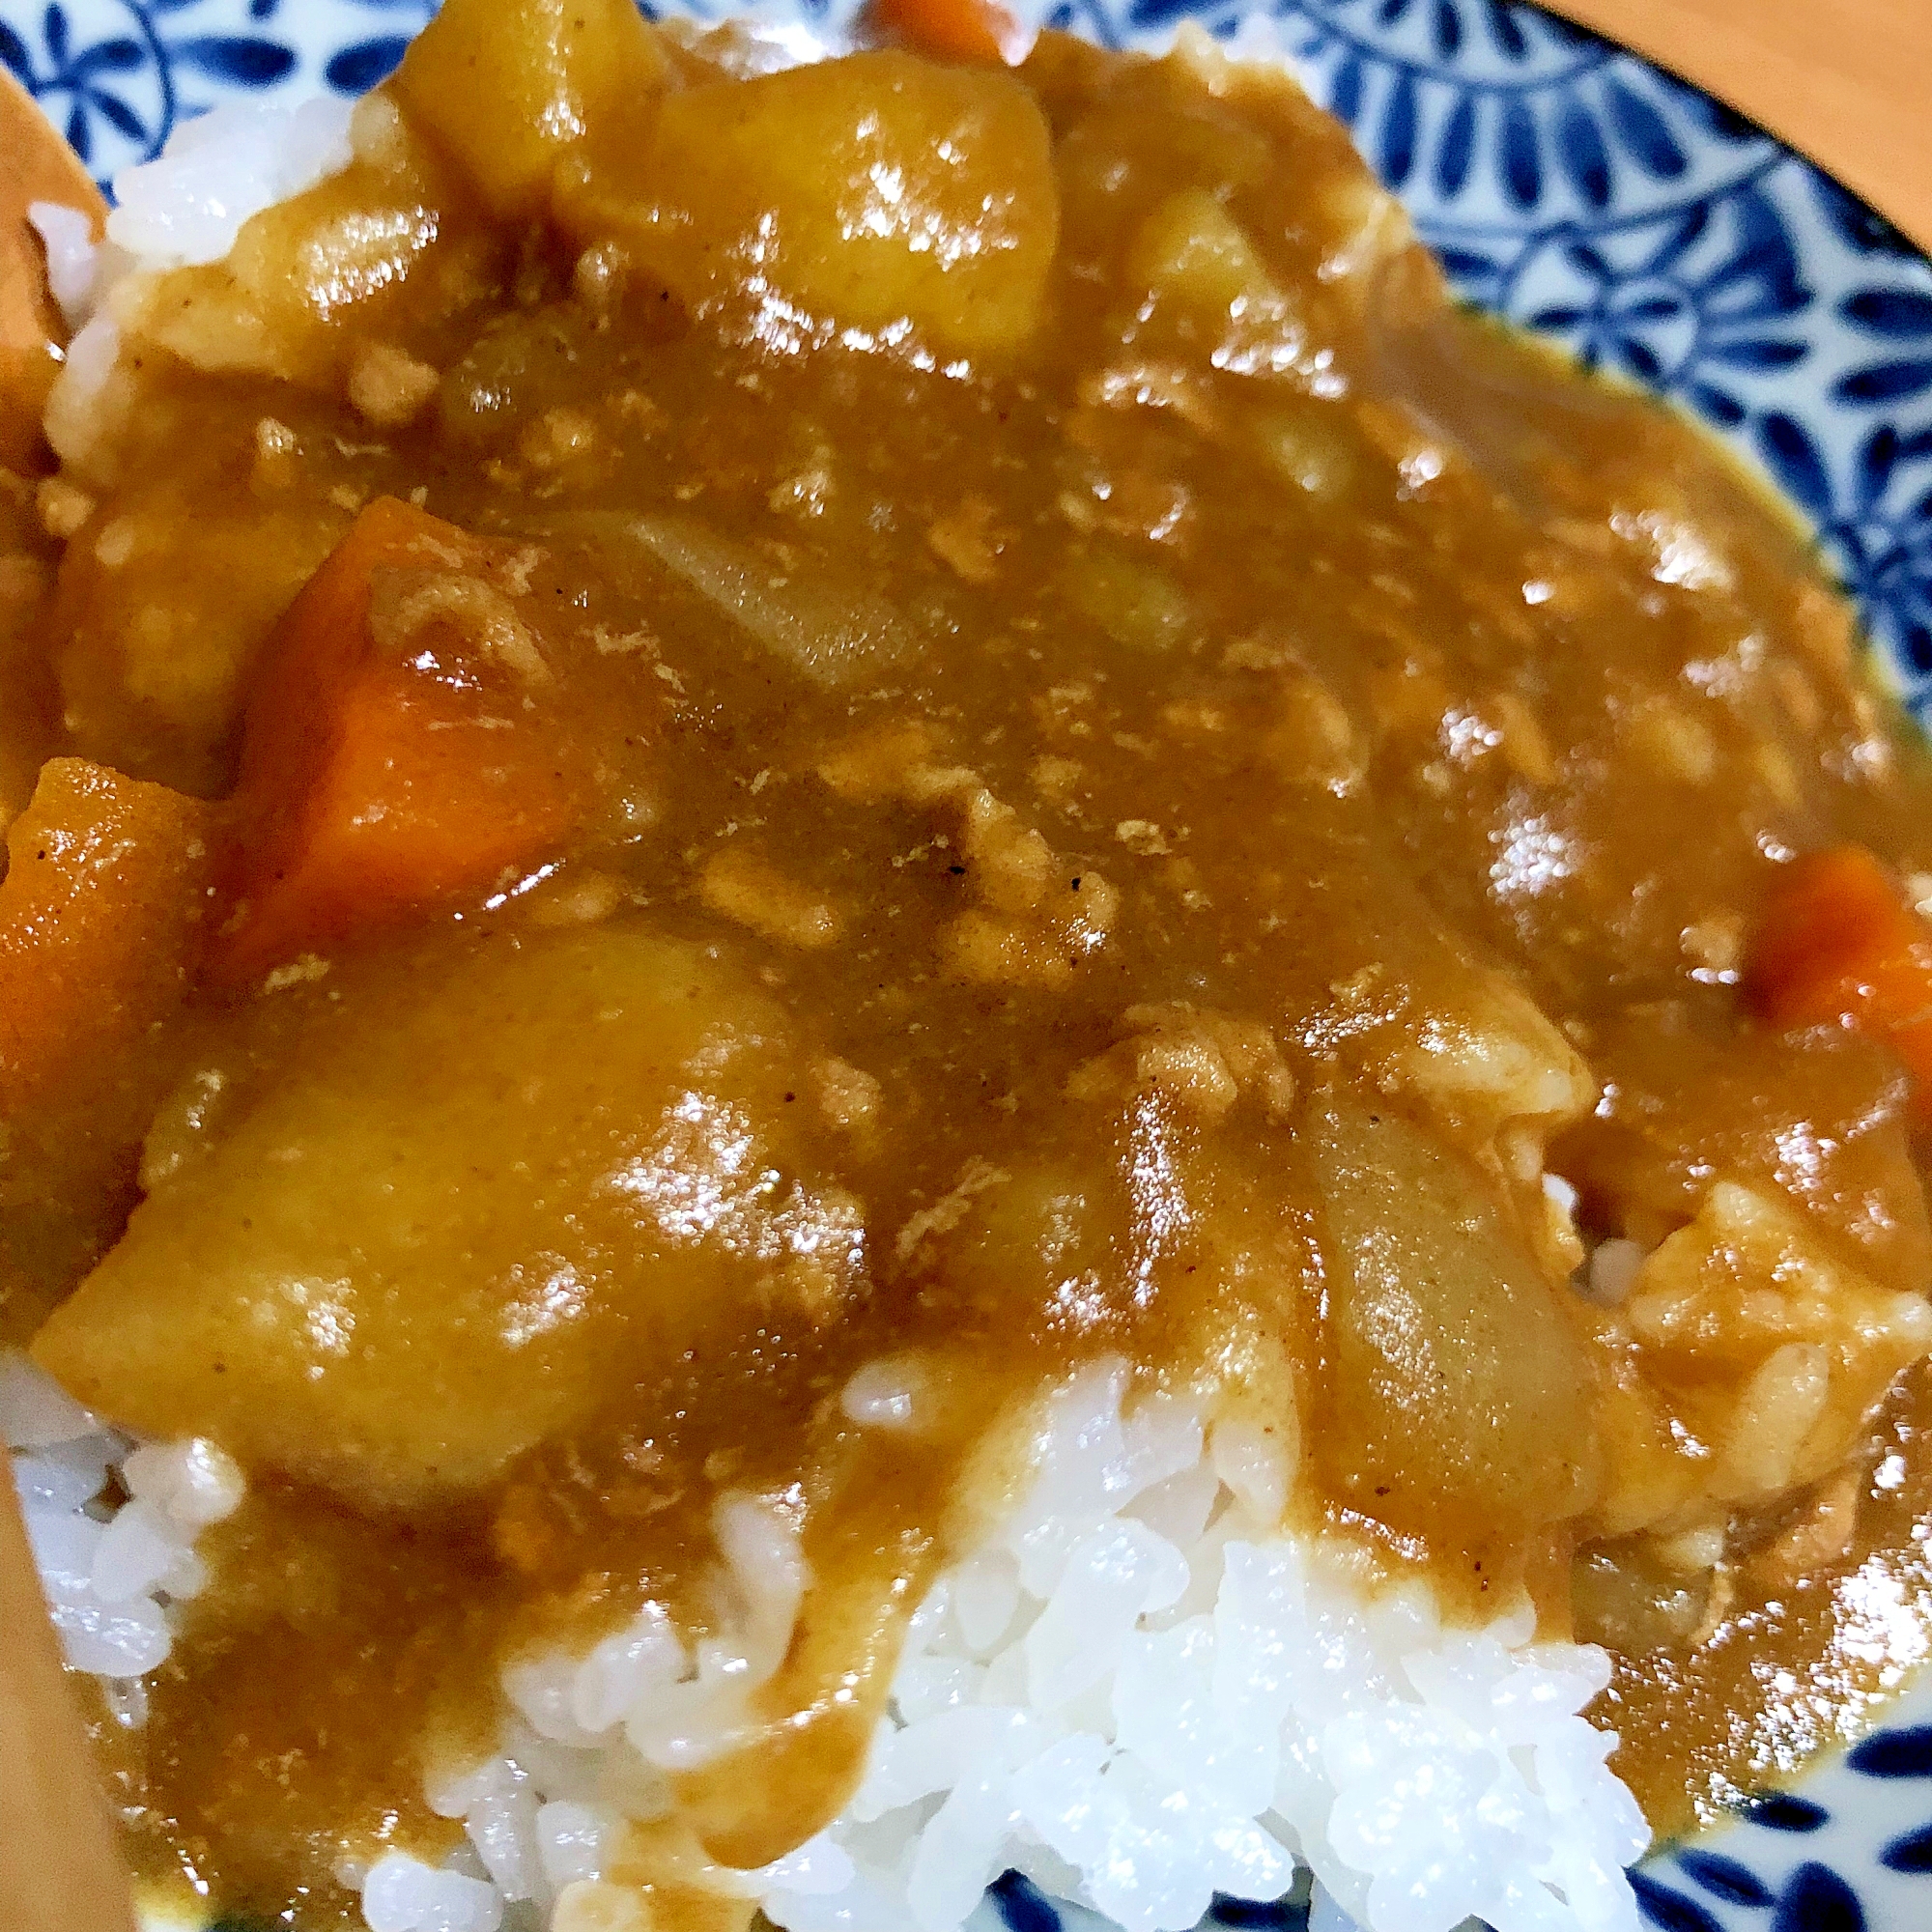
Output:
[3,1350,242,1692]
[4,1338,1649,1932]
[342,1363,1647,1932]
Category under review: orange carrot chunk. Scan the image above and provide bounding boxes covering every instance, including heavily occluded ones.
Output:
[0,756,214,1117]
[866,0,1034,66]
[213,497,583,981]
[1747,842,1932,1120]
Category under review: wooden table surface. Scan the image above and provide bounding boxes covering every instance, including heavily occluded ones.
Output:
[1542,0,1932,250]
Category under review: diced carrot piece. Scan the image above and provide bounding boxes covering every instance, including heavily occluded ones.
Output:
[1747,842,1932,1121]
[213,497,584,981]
[865,0,1034,65]
[0,756,215,1114]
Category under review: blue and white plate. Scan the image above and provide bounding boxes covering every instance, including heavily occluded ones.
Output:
[7,2,1932,1930]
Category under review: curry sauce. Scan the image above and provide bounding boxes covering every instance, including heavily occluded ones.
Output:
[4,1,1932,1921]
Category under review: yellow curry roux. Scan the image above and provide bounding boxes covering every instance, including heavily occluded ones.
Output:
[0,0,1930,1920]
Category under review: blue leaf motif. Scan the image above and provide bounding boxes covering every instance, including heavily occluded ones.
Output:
[1435,92,1475,197]
[1676,1851,1775,1909]
[1631,1872,1725,1932]
[93,89,144,140]
[1756,412,1835,521]
[1847,1725,1932,1776]
[1657,68,1758,143]
[1431,0,1459,58]
[69,37,141,78]
[0,20,29,77]
[169,34,297,84]
[1564,236,1614,279]
[43,3,67,69]
[1879,1822,1932,1874]
[1858,426,1900,512]
[1537,8,1597,50]
[1482,0,1526,59]
[1378,69,1416,187]
[1329,51,1363,129]
[1068,0,1121,49]
[1685,381,1746,427]
[1811,171,1918,260]
[1739,1793,1830,1832]
[1704,338,1805,370]
[1700,190,1805,321]
[1604,75,1685,178]
[1435,242,1504,288]
[63,98,86,161]
[1836,359,1932,405]
[326,33,410,91]
[1556,96,1610,208]
[1500,98,1539,208]
[1619,337,1662,383]
[1696,96,1757,142]
[1770,1863,1863,1932]
[1208,1895,1301,1930]
[1645,202,1709,275]
[1843,288,1932,338]
[988,1872,1062,1932]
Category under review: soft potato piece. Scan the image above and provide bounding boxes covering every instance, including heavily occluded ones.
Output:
[53,501,348,794]
[1123,186,1306,375]
[1309,1095,1602,1543]
[34,925,868,1508]
[136,99,497,392]
[561,50,1058,355]
[391,0,671,218]
[1128,187,1277,311]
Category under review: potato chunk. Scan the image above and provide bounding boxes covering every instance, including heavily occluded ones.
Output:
[134,99,497,395]
[34,926,867,1508]
[391,0,671,218]
[52,502,348,794]
[563,50,1058,355]
[1309,1096,1602,1543]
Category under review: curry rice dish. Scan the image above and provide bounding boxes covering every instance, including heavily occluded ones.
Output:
[7,1,1932,1928]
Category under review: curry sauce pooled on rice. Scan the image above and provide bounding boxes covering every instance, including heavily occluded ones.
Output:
[7,0,1932,1927]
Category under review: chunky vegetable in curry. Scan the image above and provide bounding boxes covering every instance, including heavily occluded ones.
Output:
[7,0,1932,1920]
